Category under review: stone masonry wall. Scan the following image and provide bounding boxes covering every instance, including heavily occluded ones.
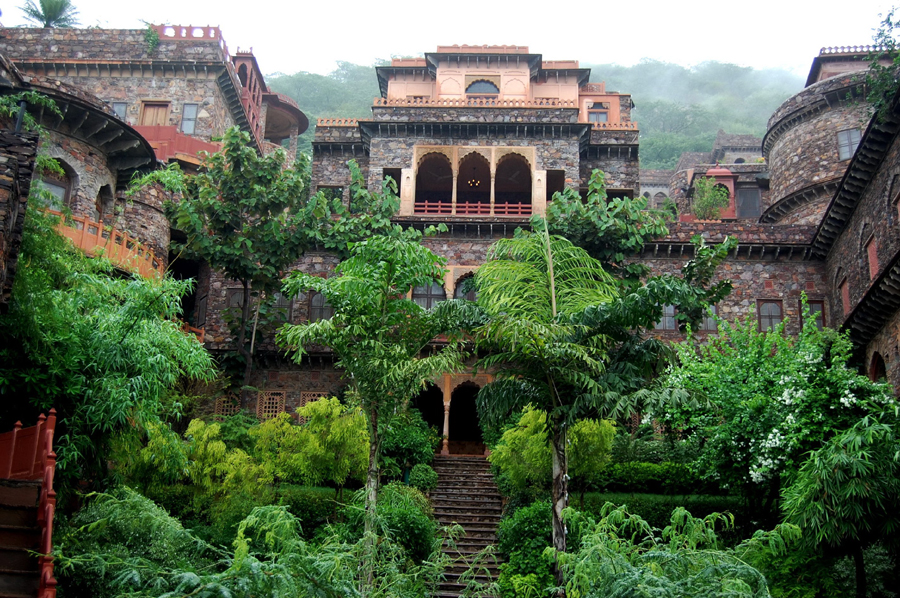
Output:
[638,256,828,338]
[0,28,226,63]
[825,125,900,330]
[580,155,639,192]
[0,130,37,308]
[865,307,900,391]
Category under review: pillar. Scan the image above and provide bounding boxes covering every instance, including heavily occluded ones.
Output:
[490,171,496,215]
[441,402,450,455]
[451,170,458,215]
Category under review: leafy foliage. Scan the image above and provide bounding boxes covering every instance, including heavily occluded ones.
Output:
[557,504,801,598]
[20,0,79,27]
[692,175,731,220]
[0,208,213,488]
[0,90,62,131]
[408,463,438,493]
[663,305,897,507]
[497,500,556,598]
[381,407,439,480]
[544,170,670,285]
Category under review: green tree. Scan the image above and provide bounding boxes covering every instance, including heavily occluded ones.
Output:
[545,170,671,286]
[692,175,731,220]
[19,0,79,27]
[782,405,900,598]
[276,234,465,592]
[0,207,213,488]
[131,128,315,400]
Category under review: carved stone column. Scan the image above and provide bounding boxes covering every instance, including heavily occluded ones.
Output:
[490,171,496,215]
[451,170,458,215]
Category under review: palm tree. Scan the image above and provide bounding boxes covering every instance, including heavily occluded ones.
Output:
[473,225,618,566]
[20,0,79,28]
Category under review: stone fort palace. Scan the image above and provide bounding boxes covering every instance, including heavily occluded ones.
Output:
[1,28,898,456]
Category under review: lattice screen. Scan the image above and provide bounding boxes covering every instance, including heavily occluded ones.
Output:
[214,395,240,418]
[256,391,286,421]
[297,391,328,424]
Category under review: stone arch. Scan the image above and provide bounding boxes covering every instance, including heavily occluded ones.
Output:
[457,151,491,210]
[440,77,461,95]
[238,63,249,87]
[96,184,115,222]
[415,152,453,211]
[411,382,444,437]
[869,351,887,382]
[495,153,532,208]
[496,149,531,169]
[653,192,668,209]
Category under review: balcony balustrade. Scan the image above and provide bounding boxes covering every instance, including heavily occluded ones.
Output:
[413,201,531,217]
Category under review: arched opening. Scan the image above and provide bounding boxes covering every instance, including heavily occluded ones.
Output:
[466,80,499,96]
[415,153,452,214]
[41,159,76,211]
[494,154,531,216]
[96,185,115,222]
[411,383,445,447]
[457,152,491,215]
[454,273,477,301]
[448,381,484,455]
[238,64,249,87]
[869,352,887,382]
[653,192,668,210]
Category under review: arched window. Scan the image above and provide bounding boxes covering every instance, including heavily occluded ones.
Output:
[869,352,887,382]
[40,160,76,211]
[466,80,499,95]
[653,192,668,209]
[238,63,249,87]
[758,300,783,331]
[457,152,491,214]
[454,275,477,301]
[412,282,446,309]
[95,185,114,222]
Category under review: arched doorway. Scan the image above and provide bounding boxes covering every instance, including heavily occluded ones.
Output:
[411,383,445,450]
[415,153,452,214]
[495,154,531,215]
[448,381,485,455]
[457,152,490,215]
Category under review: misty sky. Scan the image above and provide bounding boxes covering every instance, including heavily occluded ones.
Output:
[1,0,895,78]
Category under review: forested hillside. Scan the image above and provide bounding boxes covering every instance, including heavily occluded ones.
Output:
[267,59,804,169]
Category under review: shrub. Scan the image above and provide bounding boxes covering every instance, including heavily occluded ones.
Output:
[497,500,555,597]
[594,461,718,495]
[277,485,339,538]
[381,408,440,480]
[408,463,438,493]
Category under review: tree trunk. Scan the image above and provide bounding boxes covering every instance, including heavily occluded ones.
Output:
[362,407,380,597]
[237,281,254,408]
[551,423,568,593]
[853,542,866,598]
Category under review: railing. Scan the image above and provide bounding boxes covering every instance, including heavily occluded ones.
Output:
[316,118,359,127]
[49,210,164,278]
[580,83,607,93]
[374,97,578,108]
[413,201,531,216]
[0,411,58,598]
[819,45,884,55]
[591,121,639,130]
[182,323,206,343]
[133,125,221,164]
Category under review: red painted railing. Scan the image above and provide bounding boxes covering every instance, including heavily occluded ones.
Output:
[0,411,58,598]
[182,323,206,344]
[413,201,532,216]
[49,210,164,278]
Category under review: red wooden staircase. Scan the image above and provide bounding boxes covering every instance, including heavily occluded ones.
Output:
[0,412,58,598]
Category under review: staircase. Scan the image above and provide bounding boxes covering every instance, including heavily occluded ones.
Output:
[0,480,41,598]
[432,456,502,598]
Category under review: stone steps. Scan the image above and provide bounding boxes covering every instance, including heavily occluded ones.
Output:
[431,455,502,598]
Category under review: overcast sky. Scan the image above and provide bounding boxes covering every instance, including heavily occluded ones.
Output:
[1,0,896,78]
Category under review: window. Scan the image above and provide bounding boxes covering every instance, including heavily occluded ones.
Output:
[804,300,825,331]
[140,101,170,126]
[256,391,286,421]
[654,304,676,331]
[736,188,761,219]
[112,102,127,120]
[454,276,477,301]
[272,291,293,322]
[837,129,861,161]
[298,391,328,424]
[317,186,344,202]
[587,101,609,123]
[758,300,783,331]
[412,281,446,309]
[839,279,851,316]
[181,103,198,135]
[308,291,334,322]
[865,236,879,279]
[700,305,718,332]
[41,173,70,210]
